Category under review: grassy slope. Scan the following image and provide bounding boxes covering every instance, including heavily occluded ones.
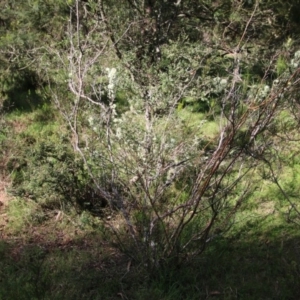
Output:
[1,108,300,300]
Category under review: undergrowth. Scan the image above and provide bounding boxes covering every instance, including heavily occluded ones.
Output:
[1,102,300,300]
[1,207,300,300]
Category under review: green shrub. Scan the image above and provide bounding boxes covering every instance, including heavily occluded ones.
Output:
[8,136,102,214]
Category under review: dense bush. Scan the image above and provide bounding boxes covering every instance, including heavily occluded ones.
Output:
[6,126,106,215]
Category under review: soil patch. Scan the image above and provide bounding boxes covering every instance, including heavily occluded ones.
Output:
[0,177,10,235]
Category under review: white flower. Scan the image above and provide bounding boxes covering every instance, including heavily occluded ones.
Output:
[212,76,221,85]
[116,127,122,139]
[258,85,270,99]
[220,78,228,86]
[107,68,117,81]
[294,50,300,60]
[291,60,299,69]
[88,116,94,126]
[263,85,270,93]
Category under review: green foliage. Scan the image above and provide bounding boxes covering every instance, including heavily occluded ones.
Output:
[9,140,96,212]
[276,55,288,76]
[2,108,104,217]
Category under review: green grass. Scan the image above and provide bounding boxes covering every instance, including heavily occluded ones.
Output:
[5,198,46,233]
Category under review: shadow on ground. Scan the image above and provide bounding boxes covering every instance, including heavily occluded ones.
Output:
[2,70,48,113]
[0,220,300,300]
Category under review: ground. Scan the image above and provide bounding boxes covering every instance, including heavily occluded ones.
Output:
[0,176,9,237]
